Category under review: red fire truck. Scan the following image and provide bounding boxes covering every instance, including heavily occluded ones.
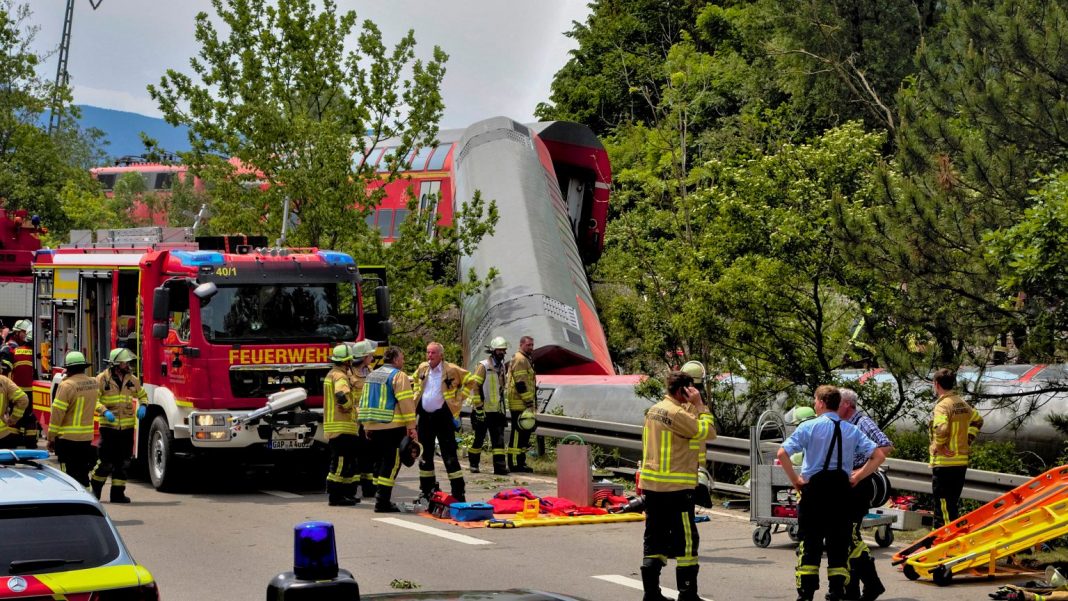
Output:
[30,227,391,490]
[0,205,44,327]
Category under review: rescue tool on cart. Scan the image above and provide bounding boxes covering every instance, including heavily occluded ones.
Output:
[748,409,894,548]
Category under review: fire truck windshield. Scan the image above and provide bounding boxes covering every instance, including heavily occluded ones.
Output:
[200,283,355,342]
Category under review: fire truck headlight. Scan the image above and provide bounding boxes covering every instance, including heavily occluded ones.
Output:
[191,413,232,441]
[195,414,228,427]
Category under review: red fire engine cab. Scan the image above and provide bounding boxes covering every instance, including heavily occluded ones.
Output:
[31,227,391,490]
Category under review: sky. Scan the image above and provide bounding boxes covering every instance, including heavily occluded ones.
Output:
[26,0,590,129]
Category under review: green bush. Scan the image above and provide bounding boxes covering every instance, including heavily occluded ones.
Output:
[886,428,929,463]
[969,440,1026,475]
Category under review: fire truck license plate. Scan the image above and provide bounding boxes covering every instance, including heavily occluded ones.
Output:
[268,435,311,450]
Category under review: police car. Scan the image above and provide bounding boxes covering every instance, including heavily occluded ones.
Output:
[0,449,158,599]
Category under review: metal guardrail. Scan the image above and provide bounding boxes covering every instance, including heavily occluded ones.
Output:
[529,413,1030,502]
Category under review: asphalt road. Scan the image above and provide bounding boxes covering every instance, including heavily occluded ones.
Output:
[83,460,1012,601]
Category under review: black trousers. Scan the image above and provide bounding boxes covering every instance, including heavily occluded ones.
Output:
[417,404,464,498]
[932,465,968,528]
[508,408,532,468]
[469,411,507,472]
[796,470,852,597]
[325,433,360,499]
[16,410,38,449]
[643,489,699,565]
[368,427,406,502]
[91,428,134,488]
[55,438,95,487]
[357,426,376,496]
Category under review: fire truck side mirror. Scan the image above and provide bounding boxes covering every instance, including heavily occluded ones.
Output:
[152,287,170,322]
[151,323,169,340]
[375,286,390,320]
[379,319,393,337]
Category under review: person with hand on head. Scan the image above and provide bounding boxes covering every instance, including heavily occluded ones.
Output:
[639,371,716,601]
[0,354,29,449]
[928,368,983,528]
[89,347,147,503]
[777,386,883,601]
[468,336,510,475]
[358,346,417,513]
[48,351,104,488]
[411,341,472,502]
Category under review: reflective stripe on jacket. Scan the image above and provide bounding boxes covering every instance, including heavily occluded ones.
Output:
[506,351,535,411]
[323,366,357,438]
[929,392,983,467]
[640,396,716,492]
[358,367,416,430]
[96,369,147,430]
[412,361,471,416]
[49,373,103,442]
[0,375,28,439]
[471,358,506,413]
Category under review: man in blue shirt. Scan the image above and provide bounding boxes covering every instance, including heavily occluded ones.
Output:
[777,386,884,601]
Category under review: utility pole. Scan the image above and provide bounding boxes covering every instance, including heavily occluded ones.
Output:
[48,0,103,135]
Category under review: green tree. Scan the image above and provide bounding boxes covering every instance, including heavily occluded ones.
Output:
[149,0,497,359]
[0,1,105,234]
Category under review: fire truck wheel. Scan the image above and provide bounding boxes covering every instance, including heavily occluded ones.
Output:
[148,415,180,491]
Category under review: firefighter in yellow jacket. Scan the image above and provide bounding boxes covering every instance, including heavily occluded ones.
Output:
[468,336,510,475]
[323,343,361,506]
[358,346,417,513]
[0,357,29,450]
[47,351,105,487]
[90,348,147,503]
[928,368,983,528]
[640,371,716,601]
[506,335,536,473]
[412,341,471,502]
[347,340,377,500]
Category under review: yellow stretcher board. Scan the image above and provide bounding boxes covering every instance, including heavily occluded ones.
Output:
[903,497,1068,586]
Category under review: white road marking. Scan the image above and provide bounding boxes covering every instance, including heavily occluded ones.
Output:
[593,575,714,601]
[374,517,493,545]
[260,490,302,499]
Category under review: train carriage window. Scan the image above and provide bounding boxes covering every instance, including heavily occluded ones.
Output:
[96,174,117,191]
[375,148,397,173]
[392,209,409,237]
[155,172,174,190]
[426,144,451,171]
[409,146,434,171]
[354,147,384,169]
[417,181,441,239]
[364,212,376,230]
[377,209,394,238]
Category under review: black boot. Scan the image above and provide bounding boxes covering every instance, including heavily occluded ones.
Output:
[110,486,131,504]
[450,478,466,503]
[842,571,861,601]
[640,558,669,601]
[858,557,885,601]
[468,450,480,473]
[329,496,357,506]
[374,487,400,513]
[90,479,104,500]
[361,479,376,499]
[676,565,700,601]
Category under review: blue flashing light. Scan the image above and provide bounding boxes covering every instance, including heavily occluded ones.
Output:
[293,521,339,581]
[0,449,49,463]
[316,251,355,266]
[172,250,225,267]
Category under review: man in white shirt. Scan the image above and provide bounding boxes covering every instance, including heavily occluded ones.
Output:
[411,342,472,502]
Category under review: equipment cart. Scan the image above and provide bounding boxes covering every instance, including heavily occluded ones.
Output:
[748,410,895,548]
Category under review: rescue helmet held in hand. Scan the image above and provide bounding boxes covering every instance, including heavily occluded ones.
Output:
[517,408,537,433]
[399,435,423,467]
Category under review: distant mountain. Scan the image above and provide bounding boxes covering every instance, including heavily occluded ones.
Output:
[74,105,191,161]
